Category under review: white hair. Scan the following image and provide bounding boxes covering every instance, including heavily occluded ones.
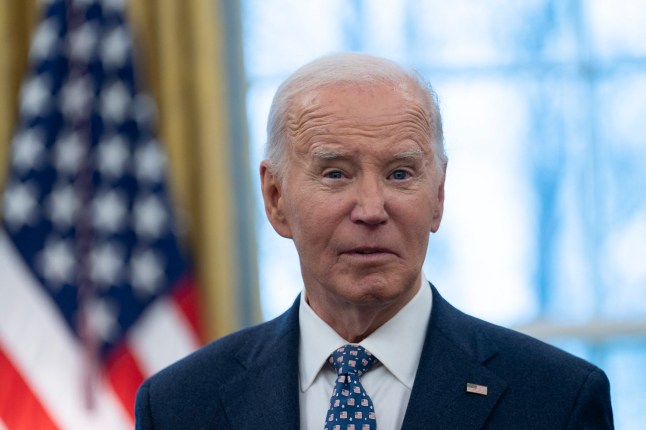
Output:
[265,52,446,181]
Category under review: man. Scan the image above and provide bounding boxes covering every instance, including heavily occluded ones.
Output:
[135,53,613,429]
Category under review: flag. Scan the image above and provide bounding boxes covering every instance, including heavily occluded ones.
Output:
[0,0,202,428]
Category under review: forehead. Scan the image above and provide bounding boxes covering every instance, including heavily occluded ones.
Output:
[286,83,433,154]
[293,82,427,120]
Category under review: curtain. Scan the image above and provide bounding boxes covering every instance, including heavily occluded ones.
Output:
[0,1,38,192]
[0,0,259,341]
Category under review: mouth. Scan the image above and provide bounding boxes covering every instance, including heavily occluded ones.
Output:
[345,247,395,256]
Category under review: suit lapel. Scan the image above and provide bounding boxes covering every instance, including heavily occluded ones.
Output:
[215,286,508,429]
[402,285,507,430]
[219,297,301,429]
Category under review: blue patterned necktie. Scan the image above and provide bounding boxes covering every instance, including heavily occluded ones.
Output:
[324,344,377,430]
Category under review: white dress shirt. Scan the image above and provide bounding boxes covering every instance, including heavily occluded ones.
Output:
[298,275,433,429]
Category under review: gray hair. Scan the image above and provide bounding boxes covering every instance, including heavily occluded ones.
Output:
[265,52,446,181]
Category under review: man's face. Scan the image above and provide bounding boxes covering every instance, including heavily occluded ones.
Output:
[261,83,446,319]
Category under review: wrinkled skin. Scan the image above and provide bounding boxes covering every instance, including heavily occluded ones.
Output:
[261,82,446,342]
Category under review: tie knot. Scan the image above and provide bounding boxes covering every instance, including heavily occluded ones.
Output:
[328,344,376,377]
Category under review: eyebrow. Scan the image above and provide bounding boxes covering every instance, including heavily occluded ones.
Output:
[311,148,424,160]
[311,148,346,160]
[392,149,424,160]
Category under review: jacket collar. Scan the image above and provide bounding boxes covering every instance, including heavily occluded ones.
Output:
[402,284,507,429]
[218,283,507,429]
[219,297,302,429]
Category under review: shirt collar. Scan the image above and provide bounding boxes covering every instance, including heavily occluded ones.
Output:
[298,274,432,391]
[298,290,347,392]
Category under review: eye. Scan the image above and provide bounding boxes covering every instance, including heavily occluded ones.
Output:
[324,170,345,179]
[389,169,410,181]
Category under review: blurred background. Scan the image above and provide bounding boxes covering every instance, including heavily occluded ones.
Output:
[1,0,644,428]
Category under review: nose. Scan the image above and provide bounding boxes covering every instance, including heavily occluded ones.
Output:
[349,176,388,225]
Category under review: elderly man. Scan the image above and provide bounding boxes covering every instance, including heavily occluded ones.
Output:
[135,53,613,429]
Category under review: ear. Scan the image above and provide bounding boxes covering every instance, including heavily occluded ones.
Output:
[430,161,447,233]
[260,161,293,238]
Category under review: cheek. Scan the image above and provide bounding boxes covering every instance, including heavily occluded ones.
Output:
[391,189,434,220]
[286,193,345,243]
[392,197,436,245]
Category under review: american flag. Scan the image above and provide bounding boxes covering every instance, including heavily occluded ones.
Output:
[0,0,202,428]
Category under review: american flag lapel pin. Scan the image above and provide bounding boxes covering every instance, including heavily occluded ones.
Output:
[466,382,488,396]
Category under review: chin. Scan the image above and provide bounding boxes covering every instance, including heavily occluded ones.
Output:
[370,269,421,295]
[341,278,409,306]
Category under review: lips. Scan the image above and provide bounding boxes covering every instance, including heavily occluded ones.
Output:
[344,247,395,256]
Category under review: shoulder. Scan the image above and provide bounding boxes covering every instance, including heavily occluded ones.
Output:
[144,310,292,391]
[429,285,613,428]
[470,315,612,427]
[135,305,299,429]
[431,285,596,374]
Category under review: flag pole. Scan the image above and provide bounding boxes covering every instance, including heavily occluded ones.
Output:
[63,0,99,411]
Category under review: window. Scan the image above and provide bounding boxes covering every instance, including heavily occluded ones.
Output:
[241,1,646,427]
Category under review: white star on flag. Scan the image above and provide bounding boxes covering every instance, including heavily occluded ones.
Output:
[37,238,77,287]
[3,181,39,230]
[101,26,130,68]
[46,183,81,228]
[90,242,125,287]
[20,75,51,116]
[92,189,128,233]
[101,81,131,123]
[130,249,164,297]
[97,134,130,177]
[54,130,86,175]
[85,298,119,342]
[29,17,61,60]
[12,128,46,173]
[133,194,167,238]
[69,22,99,61]
[135,139,166,183]
[60,74,93,119]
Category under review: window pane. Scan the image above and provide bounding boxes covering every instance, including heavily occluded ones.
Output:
[586,0,646,59]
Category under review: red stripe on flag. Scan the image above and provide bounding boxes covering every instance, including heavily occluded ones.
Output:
[0,347,59,430]
[105,344,145,419]
[171,276,203,343]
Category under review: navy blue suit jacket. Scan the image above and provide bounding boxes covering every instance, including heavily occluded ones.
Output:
[135,284,613,429]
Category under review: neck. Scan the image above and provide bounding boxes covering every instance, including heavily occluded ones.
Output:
[305,279,421,343]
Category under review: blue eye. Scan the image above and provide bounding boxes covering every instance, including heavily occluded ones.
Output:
[390,170,409,180]
[324,171,344,179]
